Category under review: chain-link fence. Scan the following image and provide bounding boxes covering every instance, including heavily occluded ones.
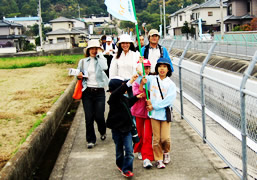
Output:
[160,40,257,180]
[161,39,257,60]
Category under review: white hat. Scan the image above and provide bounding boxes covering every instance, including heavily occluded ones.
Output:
[83,39,103,56]
[117,34,134,46]
[106,36,112,41]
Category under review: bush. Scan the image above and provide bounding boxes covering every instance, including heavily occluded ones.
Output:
[23,42,36,51]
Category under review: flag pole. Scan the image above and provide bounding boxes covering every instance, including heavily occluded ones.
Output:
[131,0,151,115]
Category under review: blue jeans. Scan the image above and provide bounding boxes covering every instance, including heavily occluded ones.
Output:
[82,88,106,143]
[112,129,134,173]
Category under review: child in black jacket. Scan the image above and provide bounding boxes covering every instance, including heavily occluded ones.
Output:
[106,75,143,178]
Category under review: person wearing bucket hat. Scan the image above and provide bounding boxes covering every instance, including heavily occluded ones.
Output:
[109,34,140,80]
[141,29,174,74]
[137,57,176,169]
[131,59,154,168]
[106,74,144,178]
[77,39,109,149]
[102,36,117,77]
[109,34,141,97]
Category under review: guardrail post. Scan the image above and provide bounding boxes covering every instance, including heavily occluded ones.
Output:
[239,50,257,180]
[199,42,217,143]
[178,41,191,119]
[168,40,176,53]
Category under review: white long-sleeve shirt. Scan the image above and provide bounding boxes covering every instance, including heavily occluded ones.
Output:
[109,50,140,80]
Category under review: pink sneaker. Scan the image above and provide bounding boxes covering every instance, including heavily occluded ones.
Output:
[156,160,166,169]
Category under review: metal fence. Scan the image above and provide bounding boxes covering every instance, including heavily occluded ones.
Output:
[160,40,257,180]
[161,39,257,61]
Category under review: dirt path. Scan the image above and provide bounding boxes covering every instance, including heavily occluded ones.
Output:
[0,64,74,169]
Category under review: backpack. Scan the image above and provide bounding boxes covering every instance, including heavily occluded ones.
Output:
[143,44,163,59]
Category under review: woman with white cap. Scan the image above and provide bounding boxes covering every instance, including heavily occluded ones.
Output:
[109,34,140,80]
[77,39,109,149]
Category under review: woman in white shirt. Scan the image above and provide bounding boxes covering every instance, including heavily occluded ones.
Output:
[109,34,140,80]
[77,39,109,149]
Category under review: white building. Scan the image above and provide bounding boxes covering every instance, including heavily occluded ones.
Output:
[4,16,40,30]
[169,4,199,36]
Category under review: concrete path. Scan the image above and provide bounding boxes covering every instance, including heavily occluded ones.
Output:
[50,96,239,180]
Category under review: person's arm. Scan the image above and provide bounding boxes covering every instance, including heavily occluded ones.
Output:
[151,82,176,110]
[96,51,108,70]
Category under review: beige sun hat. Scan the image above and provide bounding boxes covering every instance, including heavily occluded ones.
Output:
[117,34,134,46]
[148,29,160,37]
[83,39,103,56]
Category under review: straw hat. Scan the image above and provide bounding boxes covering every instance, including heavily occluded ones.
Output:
[117,34,134,46]
[83,39,103,55]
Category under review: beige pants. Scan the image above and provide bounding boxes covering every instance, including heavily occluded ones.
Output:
[151,119,171,161]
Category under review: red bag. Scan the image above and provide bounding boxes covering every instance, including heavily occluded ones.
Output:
[72,79,83,99]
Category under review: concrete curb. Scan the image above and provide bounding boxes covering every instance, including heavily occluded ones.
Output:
[0,78,77,180]
[49,101,83,180]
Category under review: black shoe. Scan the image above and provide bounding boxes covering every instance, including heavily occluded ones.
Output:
[100,134,107,141]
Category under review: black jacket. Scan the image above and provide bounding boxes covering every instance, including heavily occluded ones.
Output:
[106,83,138,133]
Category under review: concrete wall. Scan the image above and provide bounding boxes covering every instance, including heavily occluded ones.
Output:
[0,47,16,53]
[43,42,72,51]
[52,22,73,31]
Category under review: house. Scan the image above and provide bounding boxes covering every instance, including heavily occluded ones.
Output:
[3,16,40,30]
[223,0,257,31]
[191,0,227,36]
[168,4,199,36]
[0,20,25,53]
[83,15,111,27]
[45,17,88,50]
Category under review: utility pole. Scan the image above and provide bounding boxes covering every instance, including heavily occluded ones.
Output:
[160,5,162,38]
[38,0,43,48]
[220,0,224,41]
[163,0,166,38]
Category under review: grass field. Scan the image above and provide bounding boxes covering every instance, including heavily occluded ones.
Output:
[0,54,84,170]
[0,54,84,69]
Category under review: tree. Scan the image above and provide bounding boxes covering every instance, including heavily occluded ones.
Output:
[250,18,257,31]
[181,21,190,39]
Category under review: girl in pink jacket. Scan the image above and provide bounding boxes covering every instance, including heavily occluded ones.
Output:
[131,59,154,169]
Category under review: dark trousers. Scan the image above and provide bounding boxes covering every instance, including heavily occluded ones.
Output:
[82,88,106,143]
[112,129,134,173]
[104,55,113,77]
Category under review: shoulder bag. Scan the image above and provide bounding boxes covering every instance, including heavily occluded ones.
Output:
[156,77,174,122]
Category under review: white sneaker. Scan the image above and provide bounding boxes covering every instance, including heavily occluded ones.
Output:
[163,153,170,164]
[143,159,153,169]
[156,160,166,169]
[138,152,142,160]
[87,142,95,149]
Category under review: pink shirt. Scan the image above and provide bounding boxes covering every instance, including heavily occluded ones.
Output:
[131,82,149,118]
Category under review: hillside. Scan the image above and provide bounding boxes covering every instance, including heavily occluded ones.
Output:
[0,0,204,23]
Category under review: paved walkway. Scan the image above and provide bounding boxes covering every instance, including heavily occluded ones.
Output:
[49,97,239,180]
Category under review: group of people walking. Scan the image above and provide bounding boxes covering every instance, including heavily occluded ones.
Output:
[76,29,176,178]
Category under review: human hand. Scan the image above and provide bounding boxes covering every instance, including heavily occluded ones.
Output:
[136,93,144,99]
[129,74,139,84]
[77,72,83,80]
[146,105,153,111]
[146,99,152,106]
[140,76,147,85]
[138,56,144,63]
[97,48,103,53]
